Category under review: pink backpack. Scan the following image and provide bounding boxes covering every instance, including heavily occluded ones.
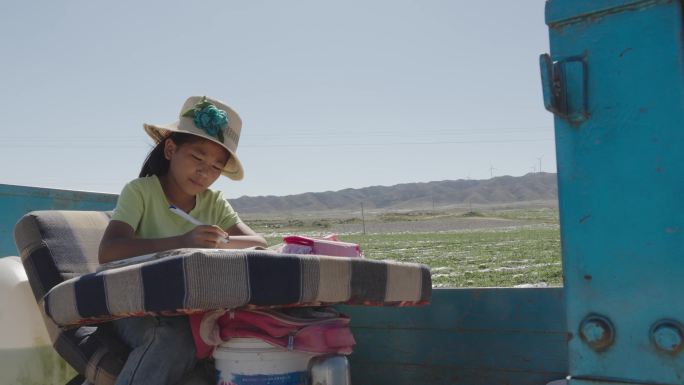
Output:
[282,234,363,258]
[189,308,355,358]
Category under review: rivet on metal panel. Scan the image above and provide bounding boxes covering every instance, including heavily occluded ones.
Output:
[579,315,614,351]
[651,320,684,354]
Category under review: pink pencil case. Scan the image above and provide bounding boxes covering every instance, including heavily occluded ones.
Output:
[282,235,363,258]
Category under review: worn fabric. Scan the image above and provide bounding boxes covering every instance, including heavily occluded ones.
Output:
[111,175,241,239]
[45,248,432,328]
[14,211,128,385]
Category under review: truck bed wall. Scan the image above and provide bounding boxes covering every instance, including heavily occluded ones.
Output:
[341,288,567,385]
[0,184,117,257]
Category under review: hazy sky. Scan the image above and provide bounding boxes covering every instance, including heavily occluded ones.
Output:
[0,1,554,199]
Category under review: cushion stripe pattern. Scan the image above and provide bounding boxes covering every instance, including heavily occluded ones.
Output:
[22,244,62,301]
[103,265,145,315]
[386,261,423,302]
[420,264,432,302]
[75,273,108,318]
[350,258,388,303]
[184,249,249,310]
[299,255,320,303]
[44,249,432,327]
[47,281,78,326]
[141,256,186,311]
[14,211,128,385]
[247,254,302,305]
[317,256,351,302]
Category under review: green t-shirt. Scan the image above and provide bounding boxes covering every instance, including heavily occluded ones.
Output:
[111,175,241,239]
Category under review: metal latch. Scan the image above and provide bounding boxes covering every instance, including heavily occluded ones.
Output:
[540,53,589,124]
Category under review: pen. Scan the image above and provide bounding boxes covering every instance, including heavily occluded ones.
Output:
[169,205,229,243]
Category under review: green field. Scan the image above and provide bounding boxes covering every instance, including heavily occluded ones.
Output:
[343,226,561,287]
[248,205,562,288]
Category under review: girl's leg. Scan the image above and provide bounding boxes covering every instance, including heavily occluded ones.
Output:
[113,316,199,385]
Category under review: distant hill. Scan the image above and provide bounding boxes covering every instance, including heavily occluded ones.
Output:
[230,173,558,214]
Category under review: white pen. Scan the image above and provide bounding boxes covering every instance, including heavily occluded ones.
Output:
[169,205,229,243]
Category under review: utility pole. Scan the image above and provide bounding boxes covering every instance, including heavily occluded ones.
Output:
[489,165,496,178]
[360,202,366,235]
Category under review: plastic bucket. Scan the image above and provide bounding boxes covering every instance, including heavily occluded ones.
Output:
[0,256,75,383]
[213,337,316,385]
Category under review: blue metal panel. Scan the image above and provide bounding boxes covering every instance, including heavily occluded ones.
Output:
[544,1,684,384]
[545,0,671,26]
[339,288,567,385]
[0,184,117,257]
[571,381,645,385]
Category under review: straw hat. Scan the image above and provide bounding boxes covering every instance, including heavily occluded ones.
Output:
[144,96,244,180]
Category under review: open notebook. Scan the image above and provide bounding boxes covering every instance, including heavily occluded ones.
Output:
[96,253,159,271]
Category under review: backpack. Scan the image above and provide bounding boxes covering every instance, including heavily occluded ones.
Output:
[189,307,355,358]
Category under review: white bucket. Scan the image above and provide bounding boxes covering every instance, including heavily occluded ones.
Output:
[213,338,316,385]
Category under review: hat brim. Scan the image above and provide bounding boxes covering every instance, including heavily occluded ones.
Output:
[143,122,245,181]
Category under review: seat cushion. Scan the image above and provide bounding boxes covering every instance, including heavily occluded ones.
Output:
[14,211,125,385]
[45,248,432,327]
[14,211,110,300]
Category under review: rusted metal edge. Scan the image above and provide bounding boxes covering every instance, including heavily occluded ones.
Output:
[545,0,671,29]
[352,326,567,334]
[0,183,117,203]
[352,361,568,376]
[572,374,674,385]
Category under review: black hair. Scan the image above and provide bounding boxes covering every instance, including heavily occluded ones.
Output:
[139,132,198,177]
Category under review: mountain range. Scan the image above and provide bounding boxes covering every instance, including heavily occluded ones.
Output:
[229,173,558,214]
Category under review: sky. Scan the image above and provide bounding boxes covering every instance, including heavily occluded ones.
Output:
[0,1,554,199]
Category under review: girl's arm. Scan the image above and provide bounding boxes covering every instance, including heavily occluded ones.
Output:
[220,222,268,249]
[98,220,231,263]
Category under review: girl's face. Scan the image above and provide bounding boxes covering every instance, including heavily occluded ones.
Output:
[163,137,229,196]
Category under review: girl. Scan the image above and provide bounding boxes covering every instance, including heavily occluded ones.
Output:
[99,96,267,385]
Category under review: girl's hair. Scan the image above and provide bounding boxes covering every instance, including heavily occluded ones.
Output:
[139,132,199,177]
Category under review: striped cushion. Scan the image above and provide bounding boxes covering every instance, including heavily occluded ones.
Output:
[45,248,431,327]
[14,211,127,385]
[15,210,432,384]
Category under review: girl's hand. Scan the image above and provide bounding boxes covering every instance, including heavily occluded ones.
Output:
[180,225,229,248]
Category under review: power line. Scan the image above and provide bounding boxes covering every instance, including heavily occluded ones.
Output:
[245,139,554,148]
[244,127,553,138]
[0,127,554,142]
[0,138,554,149]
